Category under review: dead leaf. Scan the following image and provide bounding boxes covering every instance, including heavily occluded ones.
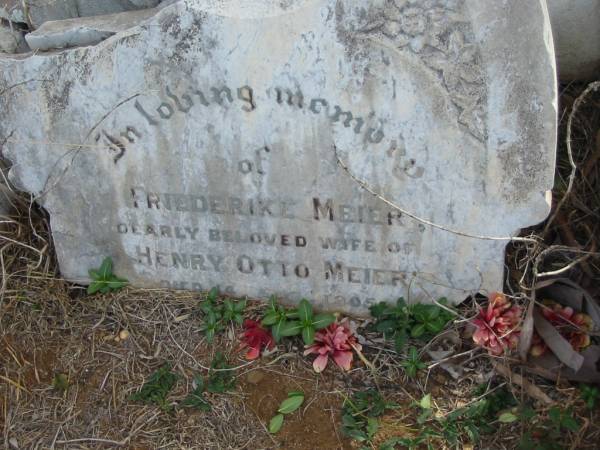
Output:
[533,309,584,371]
[493,361,553,405]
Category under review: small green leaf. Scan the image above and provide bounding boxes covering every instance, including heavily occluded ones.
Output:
[498,412,518,423]
[298,299,313,323]
[312,313,336,329]
[261,312,279,326]
[52,373,69,392]
[278,394,304,414]
[302,325,316,345]
[346,429,368,441]
[394,331,408,352]
[205,328,215,343]
[88,269,100,280]
[98,257,113,279]
[417,408,433,424]
[285,309,299,319]
[107,278,127,289]
[268,295,278,312]
[561,415,580,432]
[280,320,302,337]
[288,391,304,397]
[87,281,102,295]
[519,407,537,420]
[269,413,284,433]
[420,394,432,410]
[366,417,379,438]
[272,319,286,342]
[234,299,247,312]
[548,407,561,426]
[410,323,426,338]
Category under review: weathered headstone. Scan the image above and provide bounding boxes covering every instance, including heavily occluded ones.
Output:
[0,0,557,314]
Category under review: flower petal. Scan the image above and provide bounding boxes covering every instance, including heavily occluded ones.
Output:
[246,346,260,360]
[313,354,329,373]
[332,351,353,371]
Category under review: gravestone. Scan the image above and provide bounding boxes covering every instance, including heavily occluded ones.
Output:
[0,0,557,314]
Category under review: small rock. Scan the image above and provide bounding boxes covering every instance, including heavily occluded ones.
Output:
[246,370,265,385]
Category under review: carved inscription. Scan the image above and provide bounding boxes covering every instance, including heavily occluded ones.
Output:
[133,84,385,144]
[118,183,427,309]
[95,126,141,164]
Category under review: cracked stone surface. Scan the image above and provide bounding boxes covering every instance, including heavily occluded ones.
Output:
[0,0,557,314]
[25,9,160,51]
[0,22,28,53]
[1,0,162,29]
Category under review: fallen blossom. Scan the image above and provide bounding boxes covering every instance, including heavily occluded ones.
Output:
[304,319,361,372]
[530,301,593,357]
[471,292,522,355]
[240,319,274,360]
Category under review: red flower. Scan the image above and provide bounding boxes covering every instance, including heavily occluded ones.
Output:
[530,301,592,357]
[240,319,274,360]
[304,319,361,372]
[472,293,522,355]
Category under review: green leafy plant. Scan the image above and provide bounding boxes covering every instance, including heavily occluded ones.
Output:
[181,376,211,412]
[401,346,427,378]
[261,295,298,342]
[262,297,335,345]
[222,298,247,325]
[341,389,398,446]
[519,407,580,450]
[181,354,236,412]
[383,386,521,449]
[87,257,128,294]
[199,288,247,342]
[268,391,305,434]
[52,373,69,392]
[369,298,455,352]
[130,364,178,411]
[580,383,599,410]
[205,352,236,393]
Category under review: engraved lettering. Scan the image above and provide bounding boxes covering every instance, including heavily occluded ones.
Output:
[134,99,158,125]
[329,105,365,133]
[275,87,303,108]
[237,85,256,111]
[211,86,234,105]
[166,86,194,112]
[157,102,174,119]
[309,98,328,114]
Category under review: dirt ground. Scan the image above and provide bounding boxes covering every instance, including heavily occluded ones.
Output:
[1,83,599,449]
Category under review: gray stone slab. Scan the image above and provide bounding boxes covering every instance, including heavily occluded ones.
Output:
[0,0,557,314]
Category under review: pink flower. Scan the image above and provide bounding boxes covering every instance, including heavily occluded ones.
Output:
[239,320,274,360]
[304,320,361,373]
[530,301,593,356]
[472,293,522,355]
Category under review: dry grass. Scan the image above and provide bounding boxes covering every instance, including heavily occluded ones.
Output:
[0,82,599,449]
